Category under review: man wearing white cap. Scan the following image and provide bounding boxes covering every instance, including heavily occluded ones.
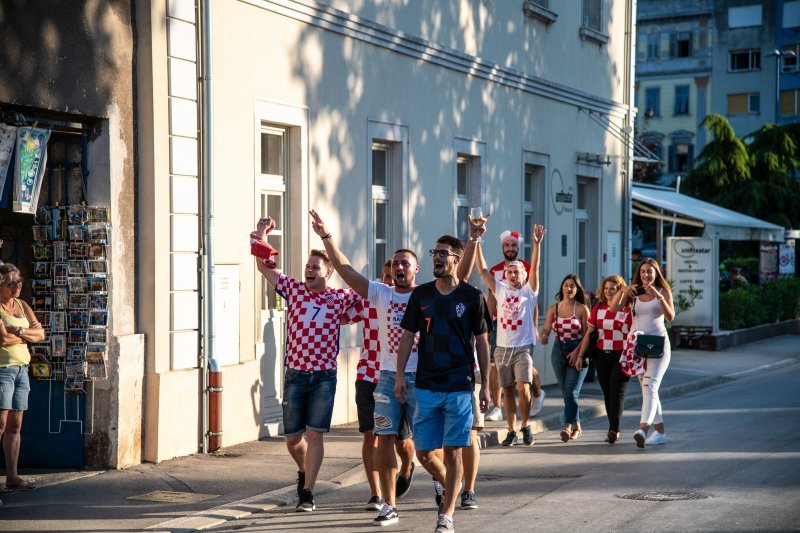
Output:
[485,230,545,422]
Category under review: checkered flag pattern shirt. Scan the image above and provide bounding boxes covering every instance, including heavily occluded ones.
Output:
[386,300,418,358]
[275,274,359,371]
[588,303,632,351]
[344,298,381,384]
[499,295,523,331]
[554,314,582,342]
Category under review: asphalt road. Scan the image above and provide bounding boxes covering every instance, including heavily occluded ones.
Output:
[208,361,800,533]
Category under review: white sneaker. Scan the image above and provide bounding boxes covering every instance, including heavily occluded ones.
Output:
[530,390,545,417]
[645,430,667,445]
[485,407,503,421]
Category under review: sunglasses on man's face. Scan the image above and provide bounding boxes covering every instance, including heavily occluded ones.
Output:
[429,249,461,259]
[4,279,23,289]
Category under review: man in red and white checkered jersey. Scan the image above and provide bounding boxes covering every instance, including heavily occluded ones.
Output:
[310,209,420,527]
[470,224,546,447]
[341,262,415,516]
[254,217,359,513]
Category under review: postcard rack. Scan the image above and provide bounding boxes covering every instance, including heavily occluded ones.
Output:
[28,205,110,393]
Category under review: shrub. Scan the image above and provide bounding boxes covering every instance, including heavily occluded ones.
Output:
[720,277,800,330]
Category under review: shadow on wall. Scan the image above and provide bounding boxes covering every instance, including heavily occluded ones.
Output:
[289,0,620,263]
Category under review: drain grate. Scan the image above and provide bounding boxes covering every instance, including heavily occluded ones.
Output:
[617,491,710,502]
[128,490,218,503]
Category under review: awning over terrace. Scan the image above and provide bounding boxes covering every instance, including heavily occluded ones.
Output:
[632,184,785,242]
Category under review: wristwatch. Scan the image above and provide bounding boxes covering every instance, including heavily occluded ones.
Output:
[17,327,24,336]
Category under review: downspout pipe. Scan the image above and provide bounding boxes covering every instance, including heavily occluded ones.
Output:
[200,0,218,454]
[623,0,637,281]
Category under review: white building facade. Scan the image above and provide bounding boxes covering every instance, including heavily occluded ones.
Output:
[136,0,637,462]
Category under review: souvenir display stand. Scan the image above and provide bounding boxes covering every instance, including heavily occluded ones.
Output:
[28,204,110,395]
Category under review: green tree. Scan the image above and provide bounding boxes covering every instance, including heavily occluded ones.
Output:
[683,114,750,202]
[684,115,800,229]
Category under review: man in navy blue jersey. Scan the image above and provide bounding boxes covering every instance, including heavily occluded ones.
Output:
[395,235,490,533]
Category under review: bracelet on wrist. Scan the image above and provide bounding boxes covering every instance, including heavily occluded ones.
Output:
[321,233,331,240]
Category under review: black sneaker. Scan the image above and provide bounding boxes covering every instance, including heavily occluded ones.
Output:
[433,478,445,507]
[396,462,415,499]
[296,471,305,497]
[502,430,518,447]
[365,495,385,511]
[460,490,477,510]
[372,503,399,526]
[521,425,533,446]
[296,488,315,512]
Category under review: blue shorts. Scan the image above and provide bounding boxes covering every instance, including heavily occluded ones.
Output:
[413,388,473,451]
[282,368,337,436]
[373,371,416,437]
[0,365,30,411]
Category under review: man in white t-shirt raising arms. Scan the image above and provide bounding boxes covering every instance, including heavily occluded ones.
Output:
[309,210,420,527]
[474,224,546,446]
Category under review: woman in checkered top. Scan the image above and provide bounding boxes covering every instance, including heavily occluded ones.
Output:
[576,275,632,444]
[540,274,590,442]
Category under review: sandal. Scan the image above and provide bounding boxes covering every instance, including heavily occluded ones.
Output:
[571,427,583,439]
[5,480,36,492]
[560,426,571,442]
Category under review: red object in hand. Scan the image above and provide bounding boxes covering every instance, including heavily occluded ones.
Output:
[251,217,279,269]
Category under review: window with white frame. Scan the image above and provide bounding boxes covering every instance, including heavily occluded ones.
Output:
[647,34,660,60]
[785,1,800,28]
[782,44,800,72]
[259,124,288,311]
[453,139,485,241]
[582,0,601,31]
[729,5,762,28]
[669,32,692,58]
[729,49,761,71]
[372,142,392,279]
[781,89,800,117]
[456,156,472,240]
[368,121,409,280]
[522,158,546,314]
[727,92,760,115]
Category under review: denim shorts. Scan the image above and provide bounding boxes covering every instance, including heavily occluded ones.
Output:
[373,371,416,438]
[282,368,337,436]
[413,388,473,451]
[0,365,30,411]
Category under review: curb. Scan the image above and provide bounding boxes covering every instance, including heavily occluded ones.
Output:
[475,355,800,449]
[151,355,800,531]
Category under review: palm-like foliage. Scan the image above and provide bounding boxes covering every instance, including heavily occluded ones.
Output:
[684,115,800,228]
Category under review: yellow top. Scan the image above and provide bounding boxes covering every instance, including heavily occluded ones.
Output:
[0,299,31,367]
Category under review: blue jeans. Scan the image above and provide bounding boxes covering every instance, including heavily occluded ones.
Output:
[373,371,417,437]
[282,368,337,435]
[0,365,30,411]
[551,342,588,425]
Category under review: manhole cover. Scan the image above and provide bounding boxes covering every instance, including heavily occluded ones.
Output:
[617,491,710,502]
[128,490,218,503]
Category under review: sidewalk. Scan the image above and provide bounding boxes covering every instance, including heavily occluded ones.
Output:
[1,335,798,532]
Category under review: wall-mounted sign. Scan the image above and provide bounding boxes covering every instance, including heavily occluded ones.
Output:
[13,126,50,214]
[759,242,779,283]
[779,241,795,277]
[550,169,573,215]
[667,237,715,330]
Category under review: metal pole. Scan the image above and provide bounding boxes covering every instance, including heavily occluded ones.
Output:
[775,50,780,124]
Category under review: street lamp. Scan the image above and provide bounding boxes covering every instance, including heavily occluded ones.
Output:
[771,49,796,123]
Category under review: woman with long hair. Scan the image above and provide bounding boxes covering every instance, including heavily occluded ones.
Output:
[540,274,590,442]
[612,258,675,448]
[576,275,632,444]
[0,263,45,493]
